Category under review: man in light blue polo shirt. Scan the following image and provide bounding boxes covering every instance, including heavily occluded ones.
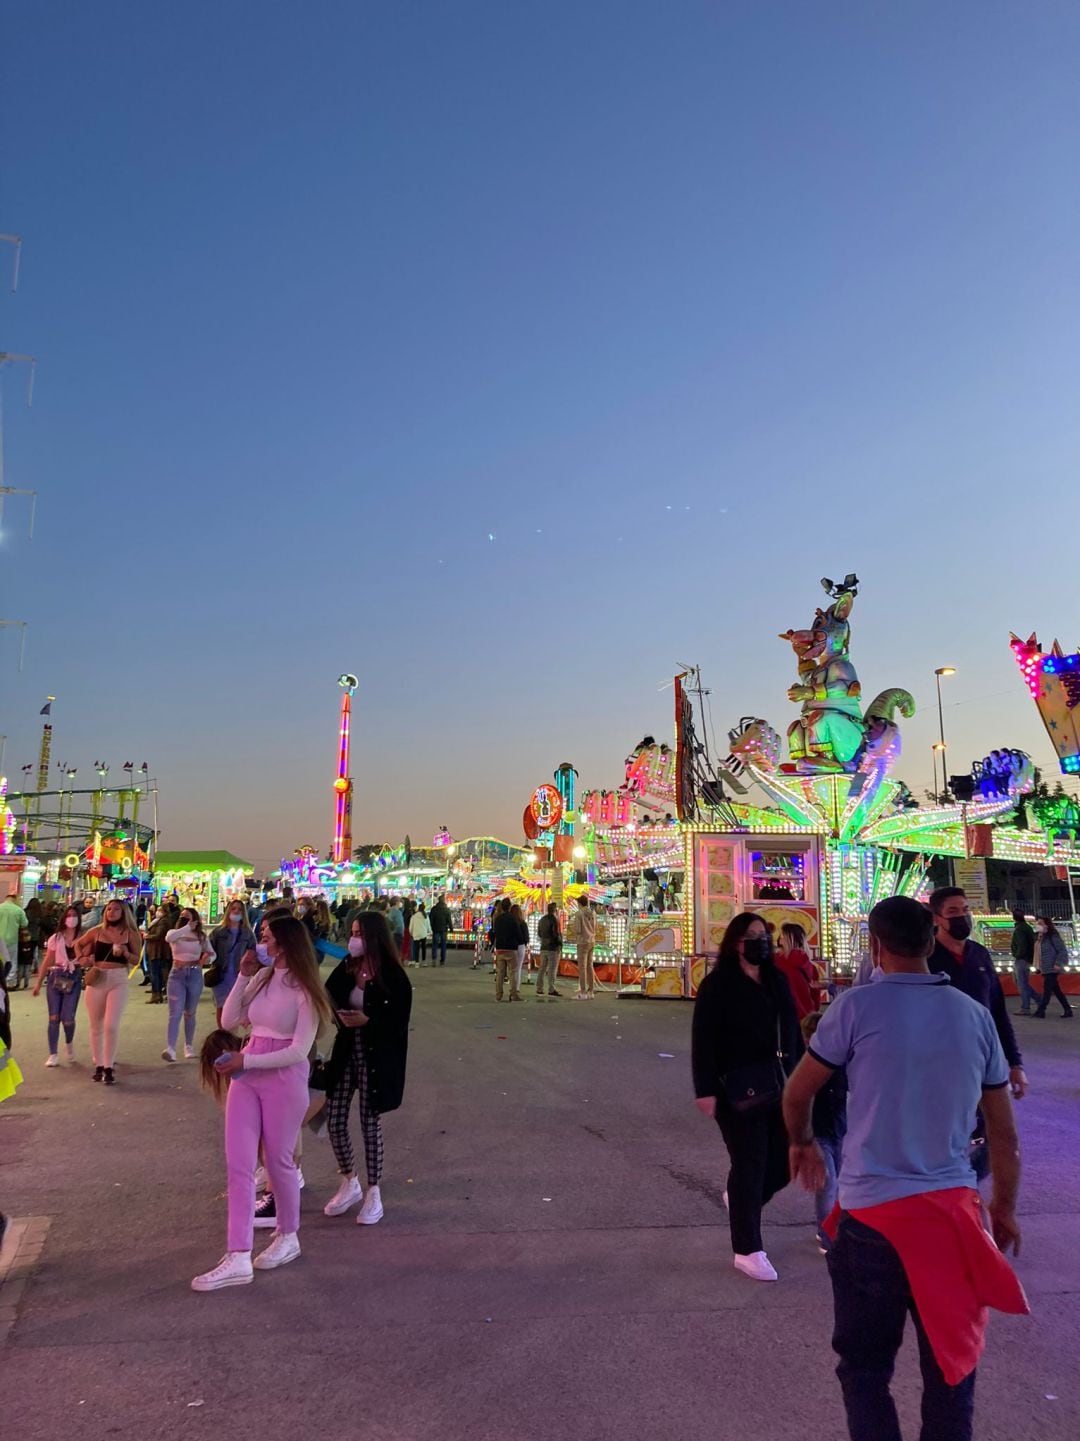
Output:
[783,896,1021,1441]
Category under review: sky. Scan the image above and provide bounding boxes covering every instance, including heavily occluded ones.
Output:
[1,1,1079,873]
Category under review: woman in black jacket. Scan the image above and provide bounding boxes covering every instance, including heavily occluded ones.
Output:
[322,910,412,1226]
[691,912,800,1283]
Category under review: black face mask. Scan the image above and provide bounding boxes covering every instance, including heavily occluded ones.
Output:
[742,937,771,966]
[946,916,972,941]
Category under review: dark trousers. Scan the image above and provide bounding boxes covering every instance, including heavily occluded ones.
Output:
[431,932,447,965]
[1035,973,1073,1016]
[414,938,428,964]
[715,1104,789,1254]
[149,956,170,997]
[828,1214,976,1441]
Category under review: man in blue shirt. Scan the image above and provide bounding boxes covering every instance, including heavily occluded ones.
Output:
[783,896,1021,1441]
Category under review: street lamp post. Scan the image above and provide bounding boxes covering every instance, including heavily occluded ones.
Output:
[934,667,956,799]
[932,742,947,804]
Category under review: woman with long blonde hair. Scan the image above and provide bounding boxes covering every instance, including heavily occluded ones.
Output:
[75,897,141,1085]
[192,914,332,1291]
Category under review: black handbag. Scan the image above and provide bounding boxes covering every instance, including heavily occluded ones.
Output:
[203,960,224,988]
[721,1017,786,1113]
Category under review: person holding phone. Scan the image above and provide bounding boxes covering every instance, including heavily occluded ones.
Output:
[75,898,142,1085]
[321,911,412,1224]
[33,903,84,1066]
[162,908,214,1062]
[191,914,333,1291]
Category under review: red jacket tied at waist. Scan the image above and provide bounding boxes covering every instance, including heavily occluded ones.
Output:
[826,1187,1029,1385]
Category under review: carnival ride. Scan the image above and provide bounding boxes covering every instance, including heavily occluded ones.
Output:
[331,674,357,864]
[547,577,1080,996]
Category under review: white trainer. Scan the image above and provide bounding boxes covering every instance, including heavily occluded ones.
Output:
[161,1047,176,1063]
[733,1251,778,1282]
[356,1185,383,1226]
[45,1054,59,1068]
[254,1165,268,1193]
[191,1252,253,1292]
[184,1045,196,1061]
[323,1175,363,1217]
[65,1043,76,1063]
[254,1231,301,1270]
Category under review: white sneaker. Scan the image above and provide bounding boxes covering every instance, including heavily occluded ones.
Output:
[574,992,588,1000]
[161,1047,176,1063]
[297,1168,305,1191]
[356,1185,384,1226]
[65,1043,76,1063]
[733,1251,778,1282]
[184,1045,196,1061]
[254,1231,301,1270]
[45,1054,59,1068]
[254,1165,269,1193]
[324,1175,363,1216]
[191,1252,253,1292]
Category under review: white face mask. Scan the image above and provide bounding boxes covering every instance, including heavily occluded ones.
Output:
[255,942,273,966]
[347,935,365,957]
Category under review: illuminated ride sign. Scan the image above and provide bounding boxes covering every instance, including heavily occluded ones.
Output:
[529,784,563,832]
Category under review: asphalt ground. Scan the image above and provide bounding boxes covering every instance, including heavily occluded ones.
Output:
[2,956,1078,1441]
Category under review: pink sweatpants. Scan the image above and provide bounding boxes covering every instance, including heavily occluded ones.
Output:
[84,969,129,1066]
[225,1037,309,1252]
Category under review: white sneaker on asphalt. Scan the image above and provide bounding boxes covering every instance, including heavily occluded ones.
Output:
[184,1044,196,1060]
[324,1175,363,1216]
[45,1054,59,1068]
[65,1043,76,1063]
[161,1047,176,1063]
[191,1252,253,1292]
[254,1165,268,1193]
[356,1185,383,1225]
[254,1231,301,1270]
[733,1251,778,1282]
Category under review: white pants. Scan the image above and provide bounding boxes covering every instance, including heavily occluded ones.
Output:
[515,945,528,991]
[84,969,129,1067]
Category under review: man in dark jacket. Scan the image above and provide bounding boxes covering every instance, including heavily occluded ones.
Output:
[929,886,1026,1182]
[429,896,451,967]
[492,898,520,1002]
[536,903,562,997]
[1009,910,1038,1015]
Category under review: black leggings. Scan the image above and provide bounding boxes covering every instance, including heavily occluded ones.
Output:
[325,1035,384,1185]
[1036,973,1073,1015]
[715,1104,790,1254]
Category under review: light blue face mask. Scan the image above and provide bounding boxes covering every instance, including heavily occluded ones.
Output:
[255,942,273,967]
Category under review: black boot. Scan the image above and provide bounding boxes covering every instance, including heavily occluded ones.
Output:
[103,1068,116,1086]
[92,1066,104,1082]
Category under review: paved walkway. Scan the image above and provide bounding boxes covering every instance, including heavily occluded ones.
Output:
[2,960,1078,1440]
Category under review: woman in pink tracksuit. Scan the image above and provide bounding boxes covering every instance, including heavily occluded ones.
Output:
[191,914,332,1291]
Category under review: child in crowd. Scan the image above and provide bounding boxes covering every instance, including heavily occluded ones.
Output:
[799,1009,847,1253]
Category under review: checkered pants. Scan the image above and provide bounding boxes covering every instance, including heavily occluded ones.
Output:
[326,1032,383,1186]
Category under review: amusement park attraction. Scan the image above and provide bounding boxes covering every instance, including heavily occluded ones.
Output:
[0,700,157,901]
[526,574,1080,998]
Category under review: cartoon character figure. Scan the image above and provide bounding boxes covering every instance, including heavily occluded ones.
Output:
[781,579,914,774]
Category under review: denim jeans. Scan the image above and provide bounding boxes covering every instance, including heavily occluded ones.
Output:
[149,956,170,996]
[814,1136,842,1247]
[47,973,82,1052]
[431,932,447,965]
[1013,959,1039,1011]
[828,1213,976,1441]
[166,965,204,1050]
[1035,972,1073,1017]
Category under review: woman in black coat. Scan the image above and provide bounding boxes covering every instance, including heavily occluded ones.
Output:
[691,912,800,1283]
[322,910,412,1226]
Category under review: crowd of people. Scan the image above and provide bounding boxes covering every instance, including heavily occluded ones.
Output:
[0,878,1064,1438]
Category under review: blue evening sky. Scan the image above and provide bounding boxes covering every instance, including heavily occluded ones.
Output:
[1,2,1078,870]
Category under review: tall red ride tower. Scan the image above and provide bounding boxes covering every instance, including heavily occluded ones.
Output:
[332,674,357,864]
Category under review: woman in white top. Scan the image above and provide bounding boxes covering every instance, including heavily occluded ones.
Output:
[162,908,213,1063]
[192,914,332,1291]
[409,903,432,966]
